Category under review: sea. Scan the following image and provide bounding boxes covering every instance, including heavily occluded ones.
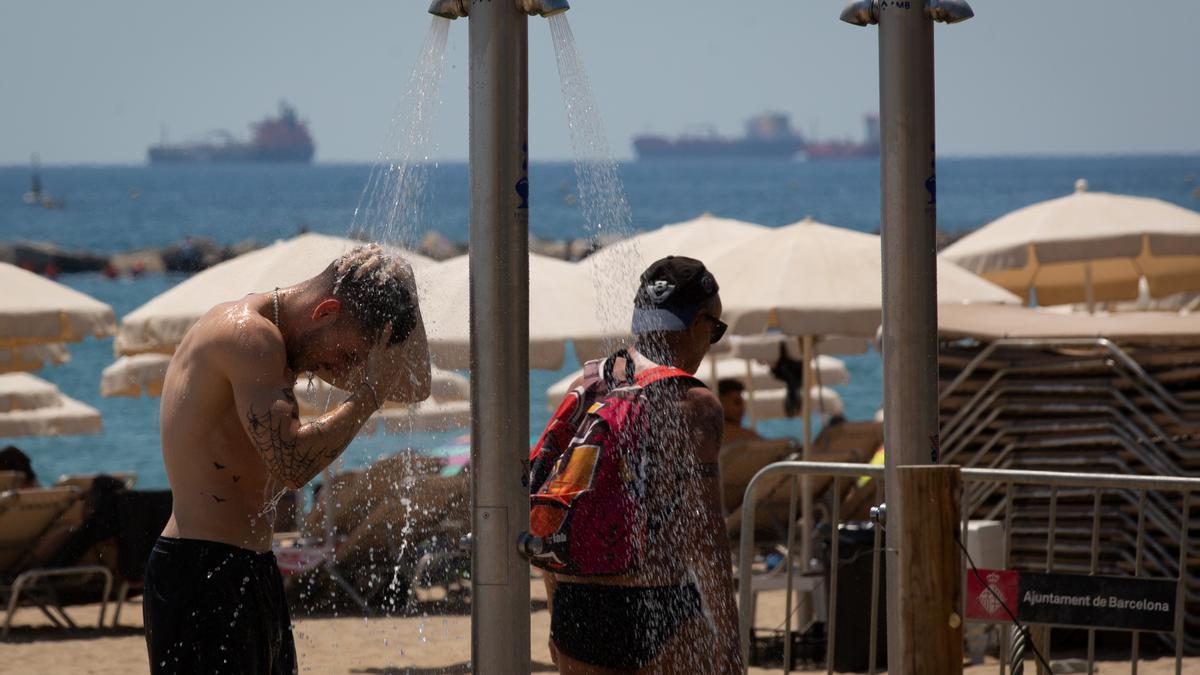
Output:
[2,156,1198,490]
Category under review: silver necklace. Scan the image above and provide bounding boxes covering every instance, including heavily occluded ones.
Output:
[272,287,280,328]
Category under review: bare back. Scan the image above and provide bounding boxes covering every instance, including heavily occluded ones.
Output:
[159,294,286,552]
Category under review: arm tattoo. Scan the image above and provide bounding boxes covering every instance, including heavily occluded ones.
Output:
[245,403,347,487]
[280,387,300,420]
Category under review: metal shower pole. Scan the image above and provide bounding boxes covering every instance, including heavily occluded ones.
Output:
[840,1,972,672]
[428,1,567,672]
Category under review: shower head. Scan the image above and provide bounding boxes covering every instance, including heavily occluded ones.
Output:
[428,0,468,20]
[518,0,570,17]
[840,0,974,26]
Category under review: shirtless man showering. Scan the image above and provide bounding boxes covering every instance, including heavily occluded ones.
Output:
[144,244,431,675]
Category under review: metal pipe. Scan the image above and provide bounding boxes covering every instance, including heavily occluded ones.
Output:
[467,1,531,672]
[801,335,815,571]
[876,2,940,669]
[783,476,798,673]
[825,477,842,675]
[1174,491,1190,674]
[1087,489,1102,674]
[1132,488,1147,673]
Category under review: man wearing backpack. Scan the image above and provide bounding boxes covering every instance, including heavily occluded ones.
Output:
[527,256,743,674]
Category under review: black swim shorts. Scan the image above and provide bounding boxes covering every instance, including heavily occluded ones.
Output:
[143,536,296,675]
[550,581,703,670]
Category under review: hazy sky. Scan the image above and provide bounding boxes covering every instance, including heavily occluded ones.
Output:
[2,0,1197,164]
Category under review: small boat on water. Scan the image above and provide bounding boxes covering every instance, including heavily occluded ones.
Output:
[22,154,64,209]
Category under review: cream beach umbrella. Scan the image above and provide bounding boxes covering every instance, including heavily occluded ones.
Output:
[100,354,172,398]
[0,373,101,438]
[545,354,849,412]
[115,233,433,356]
[0,344,70,374]
[703,217,1019,560]
[291,368,469,415]
[706,217,1021,337]
[417,253,614,370]
[0,263,115,348]
[578,214,770,358]
[942,180,1200,308]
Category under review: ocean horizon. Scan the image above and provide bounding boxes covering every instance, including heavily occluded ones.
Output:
[3,156,1198,490]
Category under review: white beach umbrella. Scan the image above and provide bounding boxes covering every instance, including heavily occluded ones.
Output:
[291,367,469,414]
[577,214,770,355]
[0,344,70,374]
[306,399,472,435]
[705,217,1021,338]
[115,233,433,356]
[100,354,171,398]
[417,253,615,370]
[703,217,1018,561]
[0,373,101,438]
[544,354,848,412]
[942,180,1200,308]
[0,263,116,348]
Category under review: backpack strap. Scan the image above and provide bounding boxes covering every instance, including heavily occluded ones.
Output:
[634,365,702,388]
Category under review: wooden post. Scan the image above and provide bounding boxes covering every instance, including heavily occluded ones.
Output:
[895,465,963,674]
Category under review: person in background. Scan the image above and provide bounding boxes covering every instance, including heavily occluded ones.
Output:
[717,378,765,446]
[0,445,39,488]
[536,256,743,674]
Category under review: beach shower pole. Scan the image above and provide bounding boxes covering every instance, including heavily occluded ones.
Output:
[428,1,567,672]
[841,0,972,672]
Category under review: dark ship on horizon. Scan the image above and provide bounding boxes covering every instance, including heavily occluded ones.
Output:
[148,102,315,164]
[632,113,878,161]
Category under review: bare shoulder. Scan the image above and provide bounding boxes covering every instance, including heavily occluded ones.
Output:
[683,383,724,462]
[199,299,285,372]
[683,383,723,422]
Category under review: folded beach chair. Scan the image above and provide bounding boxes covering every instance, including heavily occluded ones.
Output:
[0,486,113,638]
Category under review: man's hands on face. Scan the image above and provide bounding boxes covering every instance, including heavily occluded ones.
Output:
[361,323,413,405]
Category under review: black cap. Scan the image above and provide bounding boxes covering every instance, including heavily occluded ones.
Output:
[631,256,720,334]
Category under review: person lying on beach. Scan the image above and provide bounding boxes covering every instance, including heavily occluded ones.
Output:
[145,243,430,675]
[530,256,743,674]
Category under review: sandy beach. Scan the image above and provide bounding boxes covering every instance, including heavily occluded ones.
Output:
[5,586,1191,674]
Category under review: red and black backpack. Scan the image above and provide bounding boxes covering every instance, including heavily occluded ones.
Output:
[522,350,701,576]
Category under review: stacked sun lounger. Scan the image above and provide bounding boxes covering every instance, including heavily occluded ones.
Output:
[936,305,1200,652]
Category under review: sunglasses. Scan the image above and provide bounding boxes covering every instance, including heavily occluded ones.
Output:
[700,314,728,344]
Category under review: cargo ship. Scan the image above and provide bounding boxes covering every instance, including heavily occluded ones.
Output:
[804,114,880,160]
[633,113,805,160]
[148,102,315,164]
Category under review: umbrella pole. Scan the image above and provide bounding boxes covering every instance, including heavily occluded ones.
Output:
[744,358,756,429]
[800,335,814,569]
[1084,261,1096,314]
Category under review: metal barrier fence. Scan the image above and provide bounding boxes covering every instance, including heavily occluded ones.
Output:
[736,461,1200,675]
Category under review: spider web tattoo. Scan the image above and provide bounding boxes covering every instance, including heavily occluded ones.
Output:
[245,388,346,487]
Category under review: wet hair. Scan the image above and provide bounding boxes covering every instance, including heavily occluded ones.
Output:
[318,255,418,346]
[0,445,36,484]
[717,379,746,397]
